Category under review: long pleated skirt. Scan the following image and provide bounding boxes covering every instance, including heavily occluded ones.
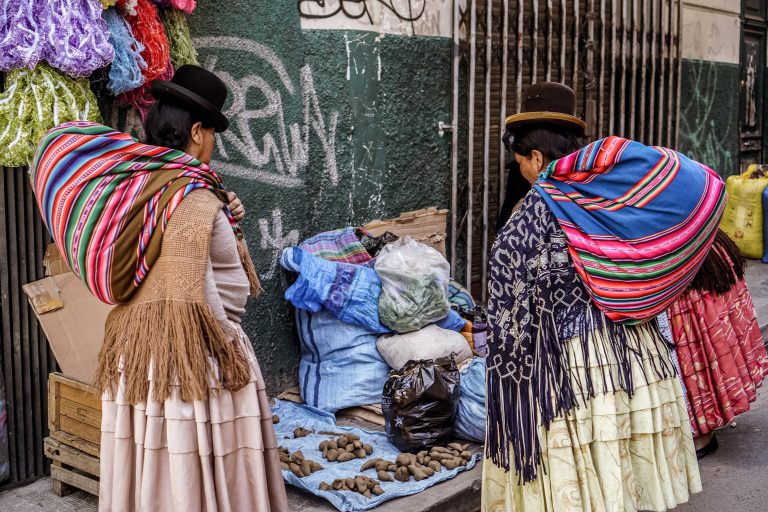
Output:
[482,329,701,512]
[99,328,288,512]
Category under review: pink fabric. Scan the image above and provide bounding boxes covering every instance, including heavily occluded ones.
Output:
[668,279,768,437]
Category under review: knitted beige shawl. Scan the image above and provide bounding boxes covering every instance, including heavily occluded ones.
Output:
[94,190,261,404]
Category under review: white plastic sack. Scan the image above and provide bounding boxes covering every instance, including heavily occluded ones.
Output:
[376,324,473,371]
[375,238,451,333]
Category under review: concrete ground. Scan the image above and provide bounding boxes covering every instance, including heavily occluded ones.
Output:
[1,262,768,511]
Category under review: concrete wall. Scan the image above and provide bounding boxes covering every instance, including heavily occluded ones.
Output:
[678,1,741,177]
[185,1,454,392]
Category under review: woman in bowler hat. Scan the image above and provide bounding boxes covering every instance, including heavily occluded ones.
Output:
[98,65,288,512]
[482,82,702,511]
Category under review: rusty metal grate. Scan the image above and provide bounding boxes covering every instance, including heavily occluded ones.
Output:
[450,0,683,297]
[0,166,55,487]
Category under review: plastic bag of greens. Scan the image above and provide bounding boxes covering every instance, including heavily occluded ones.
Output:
[381,355,460,452]
[375,238,450,333]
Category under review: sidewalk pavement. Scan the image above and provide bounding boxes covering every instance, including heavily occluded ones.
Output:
[2,262,768,512]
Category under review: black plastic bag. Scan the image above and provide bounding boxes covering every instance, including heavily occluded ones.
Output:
[355,228,399,257]
[381,355,460,452]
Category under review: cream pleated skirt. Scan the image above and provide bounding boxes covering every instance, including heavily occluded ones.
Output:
[99,327,288,512]
[482,330,702,512]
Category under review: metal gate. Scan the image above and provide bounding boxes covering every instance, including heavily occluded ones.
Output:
[0,166,55,488]
[449,0,683,297]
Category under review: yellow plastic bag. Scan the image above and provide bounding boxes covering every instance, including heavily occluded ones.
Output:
[721,165,768,259]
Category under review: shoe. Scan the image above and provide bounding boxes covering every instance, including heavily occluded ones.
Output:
[695,434,718,459]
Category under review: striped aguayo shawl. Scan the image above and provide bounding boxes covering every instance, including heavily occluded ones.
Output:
[31,122,240,305]
[534,136,726,323]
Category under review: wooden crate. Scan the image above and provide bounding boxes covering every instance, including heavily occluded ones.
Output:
[48,372,101,458]
[44,437,99,497]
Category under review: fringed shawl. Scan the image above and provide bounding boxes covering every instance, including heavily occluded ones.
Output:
[486,189,673,484]
[94,190,254,403]
[31,121,260,306]
[535,136,726,323]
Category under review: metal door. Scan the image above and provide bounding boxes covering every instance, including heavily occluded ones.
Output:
[449,0,683,297]
[740,0,768,171]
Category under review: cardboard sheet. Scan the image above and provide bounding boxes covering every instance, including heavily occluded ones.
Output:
[23,245,112,384]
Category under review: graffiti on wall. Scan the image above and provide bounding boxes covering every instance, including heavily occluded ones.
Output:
[192,36,341,279]
[194,36,339,190]
[298,0,452,37]
[679,60,737,176]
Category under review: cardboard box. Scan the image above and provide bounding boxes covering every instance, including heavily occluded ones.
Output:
[23,245,113,384]
[364,207,449,256]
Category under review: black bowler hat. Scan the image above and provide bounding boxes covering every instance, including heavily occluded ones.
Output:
[151,65,229,132]
[505,82,586,136]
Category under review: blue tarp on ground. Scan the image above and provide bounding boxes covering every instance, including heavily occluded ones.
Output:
[272,400,480,512]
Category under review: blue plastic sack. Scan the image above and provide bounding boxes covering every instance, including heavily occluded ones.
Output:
[272,400,480,512]
[296,309,390,413]
[453,357,486,442]
[435,309,466,331]
[281,247,390,333]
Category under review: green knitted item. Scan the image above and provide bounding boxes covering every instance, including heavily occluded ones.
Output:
[159,7,199,69]
[0,64,101,168]
[100,0,117,8]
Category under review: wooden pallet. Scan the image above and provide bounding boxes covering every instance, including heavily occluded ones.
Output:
[48,372,101,458]
[277,387,385,427]
[46,372,102,496]
[44,436,99,497]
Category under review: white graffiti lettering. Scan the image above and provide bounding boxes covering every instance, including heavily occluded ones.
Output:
[193,36,339,189]
[258,209,300,280]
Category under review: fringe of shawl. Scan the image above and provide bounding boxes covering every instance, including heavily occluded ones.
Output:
[485,305,672,484]
[94,299,251,404]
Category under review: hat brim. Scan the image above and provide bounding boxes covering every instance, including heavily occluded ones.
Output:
[505,111,586,137]
[151,80,229,132]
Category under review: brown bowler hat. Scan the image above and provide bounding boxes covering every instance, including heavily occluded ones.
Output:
[505,82,586,136]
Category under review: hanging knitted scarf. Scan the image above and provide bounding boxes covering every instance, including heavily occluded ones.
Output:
[100,0,118,7]
[535,136,726,323]
[169,0,196,14]
[118,0,172,117]
[0,65,101,167]
[0,0,114,77]
[159,6,199,69]
[103,7,147,95]
[31,122,261,305]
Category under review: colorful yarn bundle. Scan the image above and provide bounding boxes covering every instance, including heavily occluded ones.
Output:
[0,0,114,77]
[170,0,196,14]
[0,0,40,71]
[119,0,172,116]
[159,7,199,68]
[39,0,115,77]
[100,0,118,8]
[117,0,139,16]
[0,65,101,167]
[103,8,147,95]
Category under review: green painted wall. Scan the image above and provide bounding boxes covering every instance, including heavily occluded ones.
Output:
[185,2,452,393]
[678,58,740,178]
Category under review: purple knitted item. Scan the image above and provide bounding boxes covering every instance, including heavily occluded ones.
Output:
[0,0,114,77]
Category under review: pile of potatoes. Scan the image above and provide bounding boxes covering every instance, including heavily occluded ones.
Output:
[358,443,473,483]
[319,475,384,498]
[278,446,323,478]
[319,433,374,463]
